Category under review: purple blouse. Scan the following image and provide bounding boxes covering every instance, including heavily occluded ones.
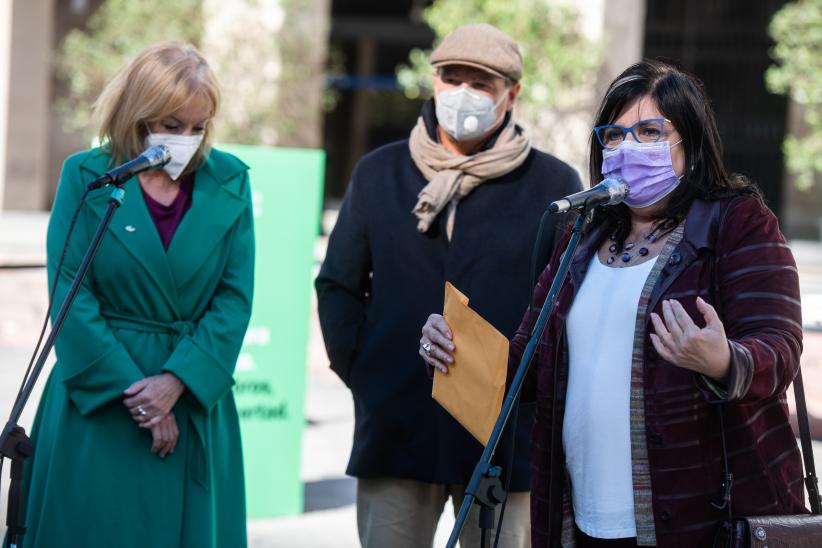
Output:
[142,177,194,250]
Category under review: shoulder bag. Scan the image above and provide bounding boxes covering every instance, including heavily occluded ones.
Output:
[709,199,822,547]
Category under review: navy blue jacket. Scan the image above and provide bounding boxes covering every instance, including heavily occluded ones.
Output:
[316,106,582,489]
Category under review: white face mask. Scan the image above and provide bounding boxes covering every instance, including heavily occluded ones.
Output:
[435,87,506,141]
[144,132,204,180]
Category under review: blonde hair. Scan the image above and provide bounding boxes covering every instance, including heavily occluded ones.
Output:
[93,41,220,169]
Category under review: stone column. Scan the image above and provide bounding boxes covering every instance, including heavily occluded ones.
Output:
[345,37,376,184]
[594,0,646,99]
[0,0,12,211]
[201,0,330,149]
[540,0,646,182]
[0,0,55,211]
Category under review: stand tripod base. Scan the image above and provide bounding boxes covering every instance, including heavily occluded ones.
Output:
[2,424,33,548]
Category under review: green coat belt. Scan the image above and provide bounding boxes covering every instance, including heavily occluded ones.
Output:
[20,147,255,548]
[100,311,210,490]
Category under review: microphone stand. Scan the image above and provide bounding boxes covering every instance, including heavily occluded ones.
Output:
[1,186,126,548]
[447,205,595,548]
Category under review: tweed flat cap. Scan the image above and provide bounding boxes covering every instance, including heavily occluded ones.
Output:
[430,23,523,82]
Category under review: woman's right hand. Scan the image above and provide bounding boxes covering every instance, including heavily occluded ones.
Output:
[124,373,185,428]
[419,314,456,374]
[150,412,179,458]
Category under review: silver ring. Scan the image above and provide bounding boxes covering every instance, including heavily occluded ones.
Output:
[137,405,147,417]
[421,342,433,355]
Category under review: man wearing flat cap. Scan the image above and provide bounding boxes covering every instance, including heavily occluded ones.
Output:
[316,23,582,548]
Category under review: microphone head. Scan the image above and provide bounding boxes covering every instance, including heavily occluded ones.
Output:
[600,177,629,206]
[143,144,172,167]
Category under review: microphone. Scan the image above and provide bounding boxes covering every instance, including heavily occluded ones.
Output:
[548,177,628,213]
[87,145,171,190]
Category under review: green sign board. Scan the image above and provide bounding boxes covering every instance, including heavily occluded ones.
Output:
[220,144,325,518]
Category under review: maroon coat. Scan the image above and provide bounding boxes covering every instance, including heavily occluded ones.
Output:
[511,196,806,547]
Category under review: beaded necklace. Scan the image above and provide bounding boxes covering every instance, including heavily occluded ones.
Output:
[606,221,674,265]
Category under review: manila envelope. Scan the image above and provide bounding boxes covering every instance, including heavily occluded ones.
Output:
[432,281,508,446]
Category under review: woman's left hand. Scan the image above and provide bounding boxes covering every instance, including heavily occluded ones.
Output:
[123,373,185,428]
[649,297,731,381]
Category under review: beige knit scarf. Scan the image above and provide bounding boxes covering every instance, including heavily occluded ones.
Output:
[409,115,531,238]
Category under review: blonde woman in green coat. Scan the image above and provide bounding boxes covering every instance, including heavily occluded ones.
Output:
[19,42,254,547]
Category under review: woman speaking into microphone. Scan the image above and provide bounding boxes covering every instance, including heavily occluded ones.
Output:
[18,41,254,547]
[421,60,805,547]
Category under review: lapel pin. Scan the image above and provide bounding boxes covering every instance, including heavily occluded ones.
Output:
[125,225,137,232]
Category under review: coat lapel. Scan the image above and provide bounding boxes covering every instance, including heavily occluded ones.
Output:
[646,199,720,316]
[79,152,179,310]
[562,201,720,323]
[165,153,248,288]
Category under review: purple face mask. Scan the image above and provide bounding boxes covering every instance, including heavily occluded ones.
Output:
[601,140,683,208]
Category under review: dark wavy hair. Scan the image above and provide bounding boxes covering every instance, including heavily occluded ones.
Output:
[587,59,759,245]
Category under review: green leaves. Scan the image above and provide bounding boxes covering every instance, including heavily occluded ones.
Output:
[397,0,600,110]
[396,0,602,160]
[766,0,822,190]
[56,0,203,136]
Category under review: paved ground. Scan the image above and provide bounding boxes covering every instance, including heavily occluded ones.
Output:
[1,212,822,547]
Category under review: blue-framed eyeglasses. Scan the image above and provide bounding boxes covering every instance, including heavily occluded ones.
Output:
[593,118,672,150]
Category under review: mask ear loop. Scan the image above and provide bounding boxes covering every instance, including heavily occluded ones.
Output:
[666,139,688,182]
[494,89,509,110]
[489,91,510,130]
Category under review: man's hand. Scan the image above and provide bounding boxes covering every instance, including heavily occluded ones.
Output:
[420,314,456,374]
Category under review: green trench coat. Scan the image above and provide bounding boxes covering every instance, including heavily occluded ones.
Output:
[18,147,255,547]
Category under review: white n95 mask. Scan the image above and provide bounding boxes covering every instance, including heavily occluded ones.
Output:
[435,87,505,141]
[144,132,204,180]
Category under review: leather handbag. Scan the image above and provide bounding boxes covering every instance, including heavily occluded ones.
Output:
[730,513,822,547]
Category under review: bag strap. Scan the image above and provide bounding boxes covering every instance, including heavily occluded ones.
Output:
[716,372,821,514]
[707,200,735,536]
[711,197,822,516]
[709,234,734,529]
[792,370,822,514]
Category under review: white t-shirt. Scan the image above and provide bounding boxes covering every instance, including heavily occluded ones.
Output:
[563,253,655,539]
